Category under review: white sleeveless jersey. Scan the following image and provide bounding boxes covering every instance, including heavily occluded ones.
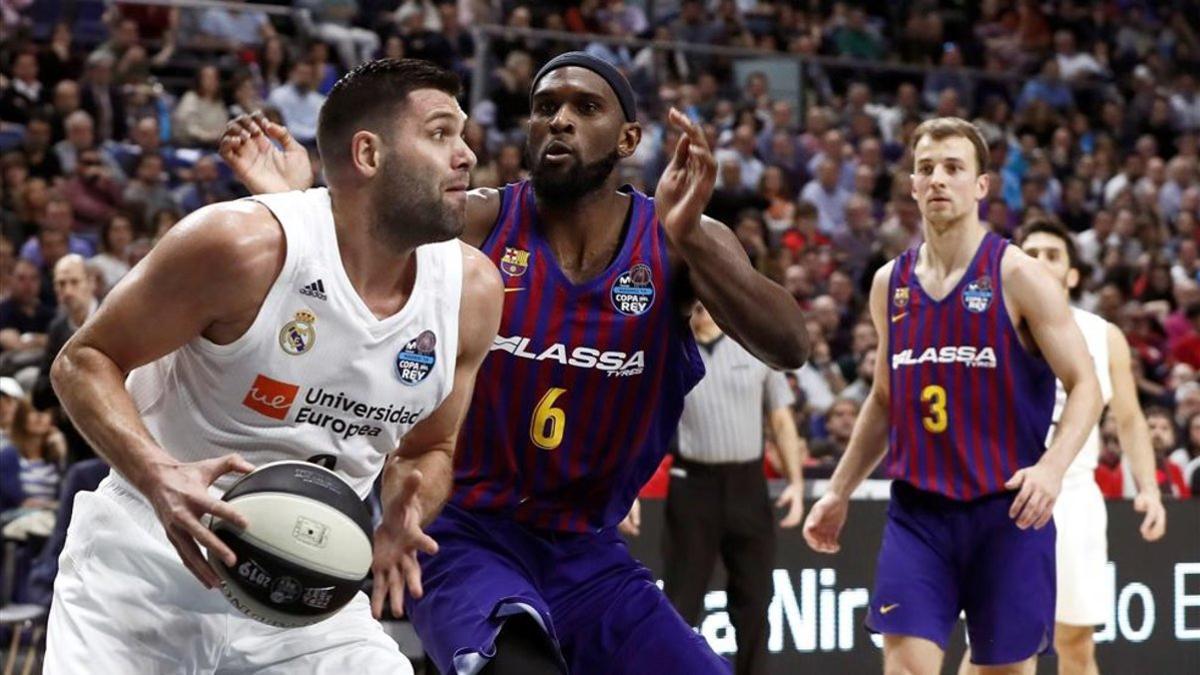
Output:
[1049,307,1113,483]
[125,188,462,498]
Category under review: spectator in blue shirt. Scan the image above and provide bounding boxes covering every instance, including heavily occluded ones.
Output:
[18,200,94,268]
[267,60,326,145]
[1017,59,1076,113]
[196,0,275,50]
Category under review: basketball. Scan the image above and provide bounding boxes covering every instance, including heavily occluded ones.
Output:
[206,461,374,628]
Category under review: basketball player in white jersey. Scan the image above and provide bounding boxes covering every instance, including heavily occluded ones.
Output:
[44,59,502,673]
[961,218,1166,675]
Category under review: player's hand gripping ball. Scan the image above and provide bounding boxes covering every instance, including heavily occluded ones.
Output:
[206,461,373,627]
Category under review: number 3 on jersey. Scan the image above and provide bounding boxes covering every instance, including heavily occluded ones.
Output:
[531,387,568,450]
[921,384,948,434]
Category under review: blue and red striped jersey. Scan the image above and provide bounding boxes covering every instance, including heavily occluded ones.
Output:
[885,232,1056,500]
[451,180,705,532]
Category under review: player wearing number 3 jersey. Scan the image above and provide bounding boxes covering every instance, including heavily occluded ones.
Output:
[224,53,809,675]
[802,118,1102,674]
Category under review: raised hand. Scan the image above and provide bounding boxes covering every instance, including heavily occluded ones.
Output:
[218,111,313,194]
[371,470,439,619]
[654,108,717,245]
[144,453,255,589]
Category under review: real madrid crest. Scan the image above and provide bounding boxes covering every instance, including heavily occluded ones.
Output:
[893,286,909,309]
[279,310,317,355]
[500,247,531,277]
[962,276,994,313]
[611,262,655,316]
[396,330,437,386]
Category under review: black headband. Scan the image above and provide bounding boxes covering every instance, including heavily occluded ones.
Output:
[530,52,637,122]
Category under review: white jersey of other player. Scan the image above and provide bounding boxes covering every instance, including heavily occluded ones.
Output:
[125,188,462,497]
[1049,307,1113,487]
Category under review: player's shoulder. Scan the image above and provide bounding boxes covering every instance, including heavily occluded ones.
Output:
[467,186,503,212]
[1070,306,1106,326]
[167,199,283,259]
[454,240,503,357]
[868,260,897,298]
[1069,306,1117,344]
[458,239,502,295]
[157,199,285,285]
[872,259,898,285]
[860,261,897,323]
[456,239,503,322]
[998,240,1037,275]
[464,186,505,248]
[629,184,654,203]
[1103,319,1131,358]
[998,242,1050,291]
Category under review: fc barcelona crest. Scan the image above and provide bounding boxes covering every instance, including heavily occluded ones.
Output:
[962,276,994,313]
[893,287,909,309]
[500,247,530,277]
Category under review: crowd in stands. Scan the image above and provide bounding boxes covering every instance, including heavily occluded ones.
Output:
[0,0,1199,609]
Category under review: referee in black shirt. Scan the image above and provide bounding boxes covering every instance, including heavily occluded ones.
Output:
[664,302,806,675]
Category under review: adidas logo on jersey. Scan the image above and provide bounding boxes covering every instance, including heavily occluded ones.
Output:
[300,279,327,301]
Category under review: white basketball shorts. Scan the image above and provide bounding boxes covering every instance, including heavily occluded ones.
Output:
[1053,476,1111,626]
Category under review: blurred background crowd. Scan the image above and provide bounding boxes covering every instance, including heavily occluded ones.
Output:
[0,0,1198,612]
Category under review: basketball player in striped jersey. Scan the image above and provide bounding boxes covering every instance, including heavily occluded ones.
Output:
[222,52,809,673]
[45,60,503,673]
[958,218,1166,675]
[803,117,1103,675]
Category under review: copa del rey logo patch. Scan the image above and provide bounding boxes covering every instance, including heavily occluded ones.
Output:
[611,263,655,316]
[961,276,994,314]
[396,330,437,386]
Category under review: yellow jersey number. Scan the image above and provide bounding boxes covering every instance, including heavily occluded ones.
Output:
[921,384,948,434]
[531,387,568,450]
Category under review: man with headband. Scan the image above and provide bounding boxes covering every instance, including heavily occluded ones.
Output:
[222,52,810,674]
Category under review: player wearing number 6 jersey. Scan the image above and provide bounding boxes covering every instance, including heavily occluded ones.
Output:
[802,118,1102,675]
[221,52,809,675]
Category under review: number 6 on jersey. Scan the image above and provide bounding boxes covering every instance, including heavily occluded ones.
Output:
[531,387,568,450]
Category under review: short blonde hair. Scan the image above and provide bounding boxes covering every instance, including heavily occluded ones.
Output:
[910,117,989,175]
